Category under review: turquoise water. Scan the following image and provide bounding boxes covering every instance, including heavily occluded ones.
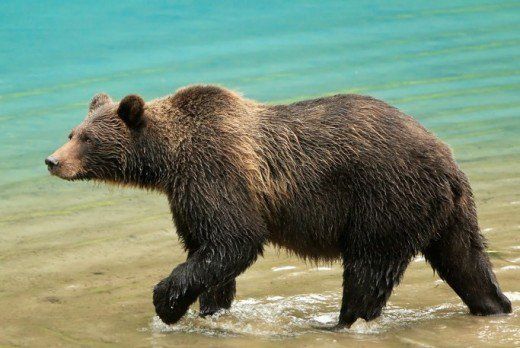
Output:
[1,0,519,188]
[1,1,519,346]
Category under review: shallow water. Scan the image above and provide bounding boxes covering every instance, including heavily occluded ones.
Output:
[1,0,519,347]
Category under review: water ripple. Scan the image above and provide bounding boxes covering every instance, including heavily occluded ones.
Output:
[150,292,467,338]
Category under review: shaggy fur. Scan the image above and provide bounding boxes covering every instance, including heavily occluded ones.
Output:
[46,85,512,328]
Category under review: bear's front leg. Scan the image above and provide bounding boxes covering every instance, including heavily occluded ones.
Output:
[199,279,236,317]
[153,242,261,325]
[153,265,202,325]
[156,161,268,325]
[182,250,237,317]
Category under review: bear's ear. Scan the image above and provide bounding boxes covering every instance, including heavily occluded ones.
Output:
[117,94,146,129]
[89,93,113,112]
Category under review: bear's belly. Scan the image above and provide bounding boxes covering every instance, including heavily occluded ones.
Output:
[262,192,347,261]
[267,225,343,261]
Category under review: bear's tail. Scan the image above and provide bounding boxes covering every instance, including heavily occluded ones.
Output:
[422,175,512,316]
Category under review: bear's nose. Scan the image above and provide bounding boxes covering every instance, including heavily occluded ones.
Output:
[45,156,59,169]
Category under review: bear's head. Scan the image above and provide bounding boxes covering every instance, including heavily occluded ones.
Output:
[45,93,148,184]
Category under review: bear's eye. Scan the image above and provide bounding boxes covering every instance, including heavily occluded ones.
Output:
[82,135,92,143]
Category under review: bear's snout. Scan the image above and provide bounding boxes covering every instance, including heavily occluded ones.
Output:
[45,139,85,180]
[45,156,59,170]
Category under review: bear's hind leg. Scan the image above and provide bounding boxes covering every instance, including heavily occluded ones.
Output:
[338,253,411,328]
[422,208,512,316]
[199,279,236,317]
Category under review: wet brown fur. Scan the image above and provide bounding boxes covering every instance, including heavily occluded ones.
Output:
[47,85,512,327]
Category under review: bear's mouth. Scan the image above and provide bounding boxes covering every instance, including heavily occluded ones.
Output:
[47,164,88,181]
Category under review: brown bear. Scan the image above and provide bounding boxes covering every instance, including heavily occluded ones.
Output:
[45,85,512,328]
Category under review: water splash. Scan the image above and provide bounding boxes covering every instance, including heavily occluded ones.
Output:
[150,292,465,337]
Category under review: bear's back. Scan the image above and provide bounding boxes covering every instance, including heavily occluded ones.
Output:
[254,94,460,258]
